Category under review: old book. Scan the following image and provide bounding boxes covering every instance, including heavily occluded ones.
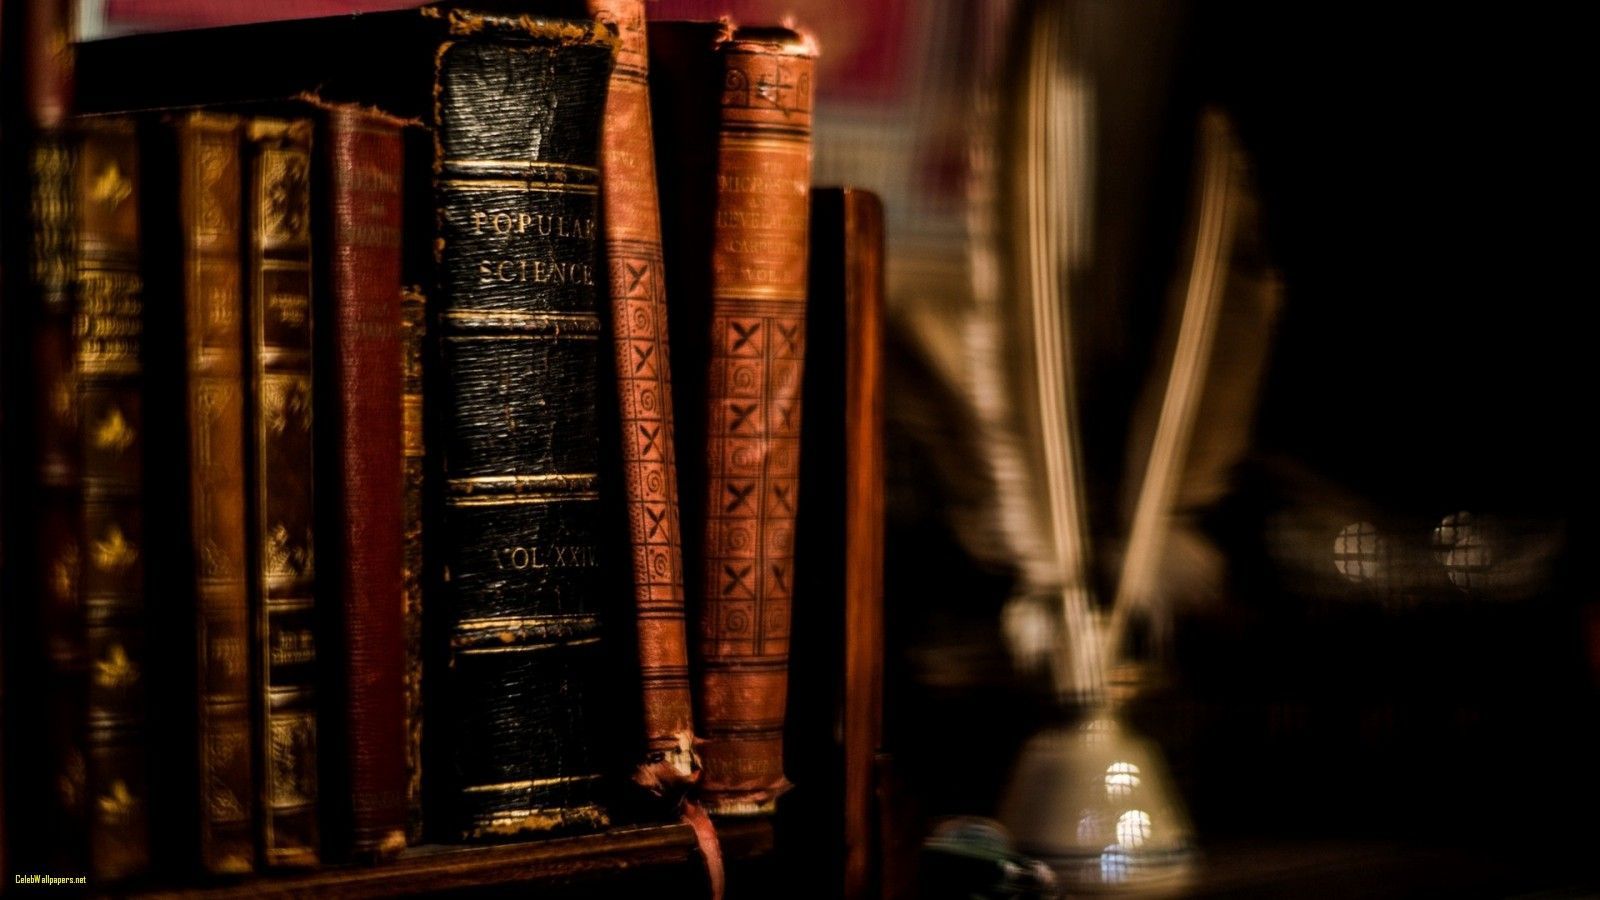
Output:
[309,103,409,860]
[401,283,425,845]
[430,12,617,841]
[0,0,88,878]
[75,117,152,884]
[74,4,619,844]
[650,22,818,815]
[588,0,697,790]
[243,116,319,868]
[14,115,152,883]
[20,126,91,878]
[787,187,887,899]
[142,111,255,874]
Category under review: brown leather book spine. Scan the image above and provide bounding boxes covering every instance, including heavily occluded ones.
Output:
[400,284,425,845]
[175,111,255,874]
[244,116,319,868]
[790,188,887,899]
[589,0,697,788]
[76,118,152,883]
[697,27,817,815]
[26,127,90,876]
[317,105,406,859]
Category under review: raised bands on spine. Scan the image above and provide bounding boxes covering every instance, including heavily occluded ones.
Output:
[430,18,616,841]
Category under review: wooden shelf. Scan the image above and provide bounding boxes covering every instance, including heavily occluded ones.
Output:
[130,820,771,899]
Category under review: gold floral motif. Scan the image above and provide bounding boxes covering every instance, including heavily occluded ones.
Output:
[206,733,246,819]
[97,779,139,822]
[92,524,138,573]
[265,152,310,241]
[94,643,139,689]
[263,523,312,579]
[263,378,311,436]
[51,543,79,601]
[93,407,136,453]
[269,715,317,806]
[197,142,232,235]
[89,160,134,209]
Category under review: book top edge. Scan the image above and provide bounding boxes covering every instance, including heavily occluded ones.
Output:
[726,24,819,59]
[426,7,619,50]
[649,20,818,58]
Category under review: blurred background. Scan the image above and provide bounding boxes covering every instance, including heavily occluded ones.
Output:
[78,0,1600,888]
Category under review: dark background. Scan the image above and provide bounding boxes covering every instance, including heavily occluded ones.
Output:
[883,0,1597,868]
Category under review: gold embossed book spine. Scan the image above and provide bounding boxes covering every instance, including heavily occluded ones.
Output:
[244,116,319,868]
[652,23,817,816]
[428,12,617,840]
[75,117,153,882]
[588,0,698,789]
[183,113,254,874]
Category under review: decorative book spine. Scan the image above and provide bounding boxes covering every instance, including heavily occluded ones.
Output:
[244,117,319,868]
[175,112,255,874]
[76,118,151,882]
[696,28,817,815]
[401,284,425,845]
[588,0,697,786]
[316,105,406,859]
[429,12,616,839]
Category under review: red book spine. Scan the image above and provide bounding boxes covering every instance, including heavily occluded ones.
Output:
[696,27,816,815]
[589,0,698,788]
[318,106,407,859]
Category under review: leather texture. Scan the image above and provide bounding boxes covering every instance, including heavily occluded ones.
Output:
[177,112,256,874]
[652,24,817,816]
[317,104,408,859]
[589,0,698,788]
[431,13,617,840]
[77,118,153,882]
[244,116,319,868]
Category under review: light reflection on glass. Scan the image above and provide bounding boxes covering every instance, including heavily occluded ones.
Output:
[1115,809,1152,848]
[1333,521,1385,583]
[1100,846,1131,884]
[1105,761,1141,798]
[1431,511,1475,562]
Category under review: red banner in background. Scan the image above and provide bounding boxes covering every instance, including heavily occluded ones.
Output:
[636,0,913,104]
[96,0,912,105]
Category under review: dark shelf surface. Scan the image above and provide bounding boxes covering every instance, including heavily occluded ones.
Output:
[1188,838,1596,899]
[127,819,770,899]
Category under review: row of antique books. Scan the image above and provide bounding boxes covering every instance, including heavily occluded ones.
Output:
[0,1,883,885]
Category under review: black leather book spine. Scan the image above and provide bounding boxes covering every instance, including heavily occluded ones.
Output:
[428,11,618,840]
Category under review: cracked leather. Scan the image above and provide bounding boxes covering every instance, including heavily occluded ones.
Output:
[431,15,618,840]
